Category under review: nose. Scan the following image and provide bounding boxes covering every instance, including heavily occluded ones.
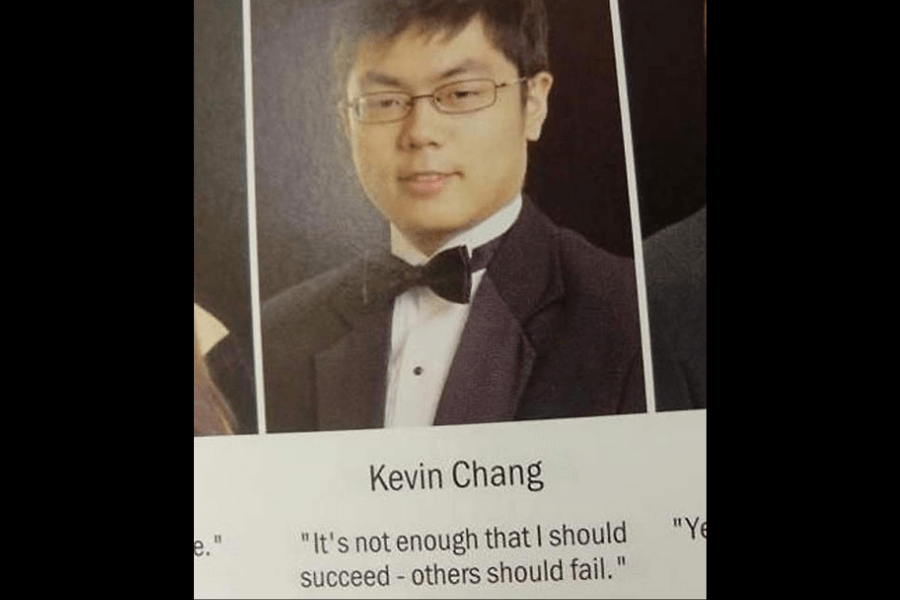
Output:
[398,96,444,151]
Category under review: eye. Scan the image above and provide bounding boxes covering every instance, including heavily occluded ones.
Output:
[437,81,493,110]
[359,93,407,109]
[361,96,397,109]
[376,97,401,108]
[449,87,482,100]
[351,92,410,122]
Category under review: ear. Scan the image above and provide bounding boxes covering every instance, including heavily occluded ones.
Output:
[524,71,553,142]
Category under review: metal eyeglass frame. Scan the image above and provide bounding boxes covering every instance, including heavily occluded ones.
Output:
[345,77,530,124]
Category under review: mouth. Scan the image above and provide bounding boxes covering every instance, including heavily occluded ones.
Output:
[399,171,458,196]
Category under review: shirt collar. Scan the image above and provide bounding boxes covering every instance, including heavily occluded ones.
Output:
[390,193,523,267]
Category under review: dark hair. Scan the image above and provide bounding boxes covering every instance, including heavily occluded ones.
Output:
[330,0,549,105]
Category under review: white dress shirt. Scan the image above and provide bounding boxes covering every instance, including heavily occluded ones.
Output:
[383,194,523,427]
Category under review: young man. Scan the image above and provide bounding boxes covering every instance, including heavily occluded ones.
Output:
[262,0,645,431]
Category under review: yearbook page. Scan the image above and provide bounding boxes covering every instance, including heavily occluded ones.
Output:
[194,0,706,597]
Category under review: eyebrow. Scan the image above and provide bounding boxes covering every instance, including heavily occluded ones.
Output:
[359,71,405,88]
[358,59,493,90]
[436,59,492,80]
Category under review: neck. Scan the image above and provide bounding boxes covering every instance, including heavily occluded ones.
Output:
[391,194,524,265]
[406,231,452,258]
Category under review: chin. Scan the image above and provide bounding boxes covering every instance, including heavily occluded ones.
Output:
[406,219,466,242]
[398,215,470,250]
[402,203,466,229]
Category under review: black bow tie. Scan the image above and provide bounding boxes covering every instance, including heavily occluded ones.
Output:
[366,238,502,305]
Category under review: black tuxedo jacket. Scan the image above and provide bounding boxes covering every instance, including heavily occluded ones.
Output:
[262,200,645,432]
[644,205,706,411]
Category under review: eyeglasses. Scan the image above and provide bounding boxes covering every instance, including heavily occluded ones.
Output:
[346,77,529,124]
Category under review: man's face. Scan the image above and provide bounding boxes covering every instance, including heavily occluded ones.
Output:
[345,16,552,255]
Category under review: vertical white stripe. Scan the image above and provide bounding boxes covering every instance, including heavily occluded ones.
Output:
[243,0,267,433]
[609,0,657,414]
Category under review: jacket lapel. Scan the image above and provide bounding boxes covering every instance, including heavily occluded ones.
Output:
[313,260,393,430]
[434,275,536,425]
[434,199,564,425]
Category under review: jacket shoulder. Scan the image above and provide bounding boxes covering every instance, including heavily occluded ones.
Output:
[553,225,639,308]
[263,261,359,329]
[261,260,364,362]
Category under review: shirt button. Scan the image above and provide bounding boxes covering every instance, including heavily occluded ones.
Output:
[413,366,423,376]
